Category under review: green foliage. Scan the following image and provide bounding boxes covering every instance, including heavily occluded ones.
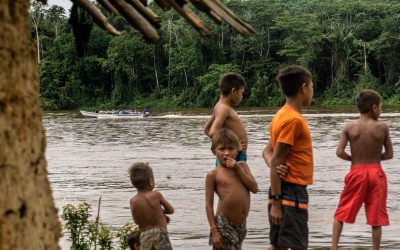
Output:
[34,0,400,109]
[248,74,283,106]
[323,76,355,105]
[354,72,379,93]
[196,64,241,107]
[97,225,113,250]
[62,202,91,249]
[61,202,138,250]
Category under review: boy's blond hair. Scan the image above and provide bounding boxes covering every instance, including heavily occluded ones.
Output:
[211,129,240,153]
[129,162,153,190]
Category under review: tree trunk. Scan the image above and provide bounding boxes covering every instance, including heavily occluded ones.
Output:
[0,1,61,250]
[168,18,172,90]
[152,47,159,90]
[363,42,367,73]
[35,25,41,63]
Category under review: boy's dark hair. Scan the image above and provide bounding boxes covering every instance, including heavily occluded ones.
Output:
[356,89,382,113]
[126,231,140,250]
[219,72,247,96]
[276,65,312,97]
[129,162,153,190]
[211,129,240,153]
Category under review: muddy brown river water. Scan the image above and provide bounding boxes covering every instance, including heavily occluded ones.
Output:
[44,106,400,249]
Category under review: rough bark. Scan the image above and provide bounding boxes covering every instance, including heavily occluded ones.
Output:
[0,1,61,249]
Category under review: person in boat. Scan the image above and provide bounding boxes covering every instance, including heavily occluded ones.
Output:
[129,162,174,250]
[143,107,150,117]
[331,90,393,250]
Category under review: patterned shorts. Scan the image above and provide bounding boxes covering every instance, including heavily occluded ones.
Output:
[140,228,172,250]
[209,213,247,250]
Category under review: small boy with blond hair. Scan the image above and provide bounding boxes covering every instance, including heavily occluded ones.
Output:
[205,129,258,249]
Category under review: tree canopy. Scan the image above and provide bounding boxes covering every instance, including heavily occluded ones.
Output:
[31,0,400,109]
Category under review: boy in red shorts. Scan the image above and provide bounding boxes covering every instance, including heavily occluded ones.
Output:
[263,65,314,250]
[331,89,393,250]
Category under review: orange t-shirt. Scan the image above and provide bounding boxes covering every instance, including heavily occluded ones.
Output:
[269,104,314,185]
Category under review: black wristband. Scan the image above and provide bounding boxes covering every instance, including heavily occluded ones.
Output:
[269,194,282,201]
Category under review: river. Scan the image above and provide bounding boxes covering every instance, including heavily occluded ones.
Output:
[44,106,400,249]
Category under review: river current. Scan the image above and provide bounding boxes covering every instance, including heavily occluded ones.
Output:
[44,106,400,249]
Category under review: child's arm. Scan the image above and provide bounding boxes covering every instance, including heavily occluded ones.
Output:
[262,142,288,179]
[381,123,393,160]
[269,142,291,225]
[336,126,351,161]
[262,142,273,167]
[129,198,137,223]
[204,113,215,137]
[226,159,258,193]
[158,192,174,214]
[207,106,229,138]
[205,171,223,249]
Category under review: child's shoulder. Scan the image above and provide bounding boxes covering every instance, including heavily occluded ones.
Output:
[206,167,225,178]
[135,190,162,200]
[343,119,357,128]
[214,102,234,112]
[375,120,389,132]
[148,190,163,198]
[206,168,218,176]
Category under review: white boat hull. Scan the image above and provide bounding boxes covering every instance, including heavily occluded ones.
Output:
[80,110,147,119]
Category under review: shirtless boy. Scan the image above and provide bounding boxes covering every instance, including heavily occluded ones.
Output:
[204,72,248,161]
[331,89,393,250]
[205,129,258,249]
[129,162,174,250]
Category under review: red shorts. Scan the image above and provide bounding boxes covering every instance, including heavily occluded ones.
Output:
[334,164,389,226]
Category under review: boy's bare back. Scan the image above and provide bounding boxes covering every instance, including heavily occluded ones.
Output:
[338,117,392,164]
[205,102,248,150]
[130,191,173,232]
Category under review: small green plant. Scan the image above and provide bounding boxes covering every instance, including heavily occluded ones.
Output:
[97,224,113,250]
[62,202,91,250]
[62,201,138,250]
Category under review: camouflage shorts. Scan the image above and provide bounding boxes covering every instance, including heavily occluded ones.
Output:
[209,213,247,250]
[140,228,172,250]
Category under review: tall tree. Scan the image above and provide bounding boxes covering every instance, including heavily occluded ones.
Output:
[45,5,66,40]
[29,1,45,63]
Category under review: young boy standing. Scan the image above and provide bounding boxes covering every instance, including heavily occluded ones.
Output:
[204,72,248,161]
[129,162,174,250]
[331,90,393,250]
[262,65,314,250]
[205,129,258,249]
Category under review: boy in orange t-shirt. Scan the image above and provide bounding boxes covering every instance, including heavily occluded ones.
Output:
[263,65,314,250]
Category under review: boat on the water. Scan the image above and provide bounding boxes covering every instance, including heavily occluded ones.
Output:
[80,109,150,119]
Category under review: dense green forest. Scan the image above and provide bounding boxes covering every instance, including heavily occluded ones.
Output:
[30,0,400,110]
